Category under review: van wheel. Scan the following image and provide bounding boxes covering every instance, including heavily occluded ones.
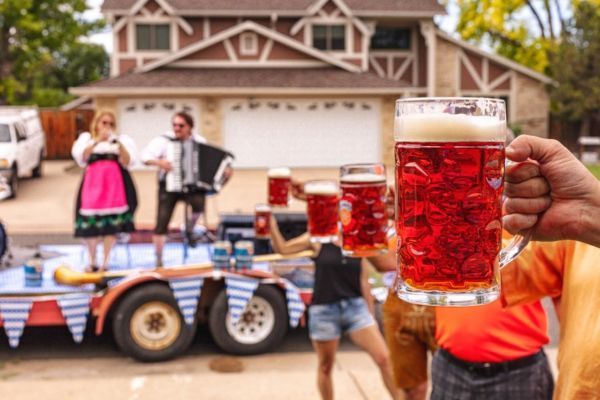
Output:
[112,283,197,362]
[8,166,17,199]
[209,285,287,355]
[32,152,43,178]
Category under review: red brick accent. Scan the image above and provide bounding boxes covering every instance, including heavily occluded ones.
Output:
[210,18,237,35]
[464,51,483,77]
[118,23,128,52]
[489,61,509,82]
[322,1,338,14]
[119,59,137,74]
[460,63,479,90]
[144,0,161,13]
[183,43,229,60]
[268,42,314,60]
[354,26,362,53]
[179,18,204,48]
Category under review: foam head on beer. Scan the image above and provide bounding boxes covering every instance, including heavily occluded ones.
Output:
[267,167,291,178]
[304,181,339,195]
[394,113,506,142]
[340,172,386,183]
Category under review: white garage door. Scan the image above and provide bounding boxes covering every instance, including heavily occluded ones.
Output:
[117,98,200,155]
[222,98,381,168]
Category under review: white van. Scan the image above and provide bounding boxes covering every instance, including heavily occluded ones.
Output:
[0,107,46,199]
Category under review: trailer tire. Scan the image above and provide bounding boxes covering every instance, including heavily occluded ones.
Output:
[209,284,287,355]
[112,283,197,362]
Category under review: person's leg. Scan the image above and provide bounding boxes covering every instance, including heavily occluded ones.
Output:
[84,237,99,271]
[382,294,432,400]
[349,324,400,400]
[312,339,339,400]
[100,235,116,271]
[186,192,205,232]
[154,186,178,266]
[429,350,474,400]
[308,303,342,400]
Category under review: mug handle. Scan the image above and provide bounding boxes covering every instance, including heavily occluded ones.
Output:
[499,229,531,269]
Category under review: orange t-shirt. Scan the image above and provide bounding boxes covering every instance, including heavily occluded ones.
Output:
[389,234,550,363]
[435,299,549,363]
[501,240,600,399]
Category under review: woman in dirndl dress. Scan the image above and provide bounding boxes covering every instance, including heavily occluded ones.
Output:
[71,110,138,272]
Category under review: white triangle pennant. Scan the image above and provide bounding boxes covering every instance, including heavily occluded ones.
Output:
[168,276,204,326]
[282,280,305,328]
[57,294,92,343]
[0,299,33,348]
[225,276,259,326]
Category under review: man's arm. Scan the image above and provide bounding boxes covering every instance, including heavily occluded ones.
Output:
[501,239,567,307]
[141,136,172,171]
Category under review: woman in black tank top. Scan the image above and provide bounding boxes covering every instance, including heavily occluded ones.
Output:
[269,215,399,400]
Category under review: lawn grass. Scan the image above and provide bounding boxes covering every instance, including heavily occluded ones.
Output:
[587,165,600,179]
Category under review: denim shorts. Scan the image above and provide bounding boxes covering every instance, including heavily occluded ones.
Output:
[308,297,375,341]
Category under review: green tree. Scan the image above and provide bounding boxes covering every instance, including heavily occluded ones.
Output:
[0,0,106,105]
[454,0,570,72]
[549,1,600,137]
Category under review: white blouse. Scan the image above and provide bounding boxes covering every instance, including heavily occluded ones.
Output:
[71,132,138,168]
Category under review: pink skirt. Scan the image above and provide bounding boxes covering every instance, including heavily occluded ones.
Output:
[80,160,128,216]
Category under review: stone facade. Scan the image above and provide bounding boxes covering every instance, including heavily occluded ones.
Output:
[513,73,549,137]
[434,38,460,97]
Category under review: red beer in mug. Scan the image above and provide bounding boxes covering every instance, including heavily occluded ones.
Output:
[340,163,388,257]
[254,204,271,239]
[268,167,291,207]
[305,180,339,243]
[394,98,530,306]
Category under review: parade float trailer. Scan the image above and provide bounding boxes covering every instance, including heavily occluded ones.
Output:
[0,215,314,362]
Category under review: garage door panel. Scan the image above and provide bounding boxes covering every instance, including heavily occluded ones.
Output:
[223,98,381,168]
[117,99,200,154]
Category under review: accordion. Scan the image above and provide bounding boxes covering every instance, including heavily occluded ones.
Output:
[165,139,234,194]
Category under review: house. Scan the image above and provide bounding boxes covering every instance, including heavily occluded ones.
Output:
[71,0,552,168]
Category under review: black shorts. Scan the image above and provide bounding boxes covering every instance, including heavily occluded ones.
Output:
[155,182,205,235]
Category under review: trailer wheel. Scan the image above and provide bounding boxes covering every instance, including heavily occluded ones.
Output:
[112,283,197,362]
[209,284,287,355]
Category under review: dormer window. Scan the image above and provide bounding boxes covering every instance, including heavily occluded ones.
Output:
[240,32,258,56]
[370,27,411,50]
[312,25,345,51]
[136,24,170,51]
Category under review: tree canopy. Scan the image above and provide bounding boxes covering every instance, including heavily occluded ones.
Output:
[549,1,600,135]
[0,0,108,106]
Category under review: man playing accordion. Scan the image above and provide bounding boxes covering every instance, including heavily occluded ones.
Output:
[141,111,208,267]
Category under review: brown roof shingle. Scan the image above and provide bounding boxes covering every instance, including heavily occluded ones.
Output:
[102,0,444,14]
[77,68,410,90]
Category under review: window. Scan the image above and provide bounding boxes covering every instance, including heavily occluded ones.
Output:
[136,24,170,50]
[14,124,26,142]
[312,25,346,51]
[240,32,258,56]
[370,27,411,50]
[0,125,10,143]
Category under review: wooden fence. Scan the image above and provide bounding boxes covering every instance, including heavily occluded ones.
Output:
[40,109,94,159]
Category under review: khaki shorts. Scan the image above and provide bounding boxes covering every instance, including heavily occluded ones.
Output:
[382,291,437,389]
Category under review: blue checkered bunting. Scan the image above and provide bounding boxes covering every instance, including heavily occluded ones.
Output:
[225,276,259,326]
[168,276,204,326]
[0,299,33,348]
[57,294,92,344]
[282,280,305,328]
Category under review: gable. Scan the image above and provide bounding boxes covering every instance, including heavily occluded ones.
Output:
[140,21,361,72]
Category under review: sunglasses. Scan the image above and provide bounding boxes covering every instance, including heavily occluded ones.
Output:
[172,123,187,128]
[101,120,115,127]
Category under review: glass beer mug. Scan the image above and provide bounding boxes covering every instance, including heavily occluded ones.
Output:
[339,163,388,257]
[305,180,340,243]
[394,97,529,306]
